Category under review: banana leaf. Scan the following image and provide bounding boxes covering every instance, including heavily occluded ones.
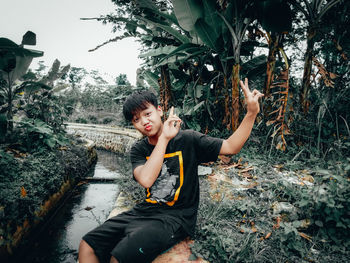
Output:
[156,43,200,65]
[136,15,189,44]
[172,0,204,32]
[194,18,219,52]
[139,46,179,58]
[142,71,159,92]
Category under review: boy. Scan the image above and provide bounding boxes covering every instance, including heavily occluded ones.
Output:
[79,78,263,263]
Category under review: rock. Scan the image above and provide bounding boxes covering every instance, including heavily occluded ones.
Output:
[198,166,212,176]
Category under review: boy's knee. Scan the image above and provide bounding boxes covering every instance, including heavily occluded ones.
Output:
[79,239,94,255]
[110,256,119,263]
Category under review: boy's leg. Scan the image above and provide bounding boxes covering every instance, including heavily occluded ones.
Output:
[79,240,100,263]
[79,211,135,262]
[111,218,186,263]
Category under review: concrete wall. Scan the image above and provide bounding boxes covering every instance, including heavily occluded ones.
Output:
[66,123,142,153]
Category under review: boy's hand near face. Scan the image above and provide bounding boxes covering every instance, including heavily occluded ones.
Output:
[160,107,182,142]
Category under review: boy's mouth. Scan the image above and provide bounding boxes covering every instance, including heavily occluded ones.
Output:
[145,125,152,131]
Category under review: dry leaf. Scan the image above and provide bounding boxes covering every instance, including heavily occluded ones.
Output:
[265,232,272,239]
[21,186,27,197]
[219,155,231,164]
[273,216,281,229]
[84,206,95,211]
[299,232,312,242]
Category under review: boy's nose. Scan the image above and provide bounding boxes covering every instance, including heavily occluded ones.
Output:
[140,116,149,125]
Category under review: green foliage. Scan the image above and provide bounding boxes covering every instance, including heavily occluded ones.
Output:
[296,170,350,243]
[0,140,92,247]
[188,151,350,262]
[88,115,98,124]
[102,117,114,124]
[115,73,130,86]
[15,118,69,151]
[75,117,88,124]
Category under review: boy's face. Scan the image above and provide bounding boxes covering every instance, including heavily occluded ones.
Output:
[131,103,163,137]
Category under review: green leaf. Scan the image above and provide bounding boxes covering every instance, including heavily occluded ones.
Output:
[186,101,205,115]
[136,15,189,44]
[336,221,346,228]
[15,81,52,94]
[21,31,36,46]
[240,55,267,79]
[44,137,56,148]
[195,85,206,98]
[203,0,221,36]
[0,37,43,57]
[156,43,200,65]
[141,7,180,27]
[139,46,179,58]
[194,18,219,52]
[172,0,204,32]
[0,50,16,73]
[0,113,7,138]
[217,12,238,45]
[257,0,292,33]
[142,71,159,91]
[315,220,324,227]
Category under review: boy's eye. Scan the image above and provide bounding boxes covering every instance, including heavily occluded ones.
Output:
[146,112,151,116]
[133,117,139,123]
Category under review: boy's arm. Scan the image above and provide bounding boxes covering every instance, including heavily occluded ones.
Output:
[133,107,181,188]
[220,78,264,155]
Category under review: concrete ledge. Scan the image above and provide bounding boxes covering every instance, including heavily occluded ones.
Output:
[66,123,141,153]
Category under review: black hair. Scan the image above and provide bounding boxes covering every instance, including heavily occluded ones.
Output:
[123,90,158,121]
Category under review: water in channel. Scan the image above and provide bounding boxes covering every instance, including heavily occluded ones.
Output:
[18,149,130,263]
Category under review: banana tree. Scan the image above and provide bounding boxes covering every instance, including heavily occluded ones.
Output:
[99,0,292,132]
[288,0,342,113]
[0,31,43,133]
[253,0,292,97]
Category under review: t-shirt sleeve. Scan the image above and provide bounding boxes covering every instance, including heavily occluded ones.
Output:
[129,141,147,173]
[191,130,223,164]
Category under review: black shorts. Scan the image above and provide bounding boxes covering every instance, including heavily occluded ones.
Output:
[82,209,187,263]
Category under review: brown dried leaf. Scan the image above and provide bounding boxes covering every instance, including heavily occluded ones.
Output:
[299,232,312,242]
[265,232,272,239]
[21,186,27,197]
[219,155,231,164]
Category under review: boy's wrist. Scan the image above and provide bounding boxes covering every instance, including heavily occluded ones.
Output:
[246,111,258,118]
[158,134,170,144]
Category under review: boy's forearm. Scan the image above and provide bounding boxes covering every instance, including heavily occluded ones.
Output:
[220,112,257,155]
[134,137,169,188]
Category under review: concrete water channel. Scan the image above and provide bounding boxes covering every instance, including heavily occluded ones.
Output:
[19,149,129,263]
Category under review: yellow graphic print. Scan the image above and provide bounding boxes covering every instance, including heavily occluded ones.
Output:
[145,151,184,206]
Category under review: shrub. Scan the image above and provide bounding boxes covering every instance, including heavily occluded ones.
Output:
[102,117,114,124]
[75,117,88,124]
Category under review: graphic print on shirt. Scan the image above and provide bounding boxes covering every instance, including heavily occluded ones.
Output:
[146,151,183,206]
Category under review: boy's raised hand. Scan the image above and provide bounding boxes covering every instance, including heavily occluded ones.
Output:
[161,106,182,141]
[240,78,264,115]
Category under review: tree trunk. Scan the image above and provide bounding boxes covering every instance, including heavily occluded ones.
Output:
[159,65,173,117]
[231,64,240,131]
[264,34,279,97]
[222,75,231,129]
[301,27,316,113]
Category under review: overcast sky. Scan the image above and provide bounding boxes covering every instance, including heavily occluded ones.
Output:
[0,0,142,85]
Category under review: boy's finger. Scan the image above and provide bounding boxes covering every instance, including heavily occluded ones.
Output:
[169,106,174,117]
[240,78,250,98]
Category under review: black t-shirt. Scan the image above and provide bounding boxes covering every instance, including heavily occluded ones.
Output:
[129,129,223,235]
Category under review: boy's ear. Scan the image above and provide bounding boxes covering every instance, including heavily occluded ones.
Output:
[157,105,163,116]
